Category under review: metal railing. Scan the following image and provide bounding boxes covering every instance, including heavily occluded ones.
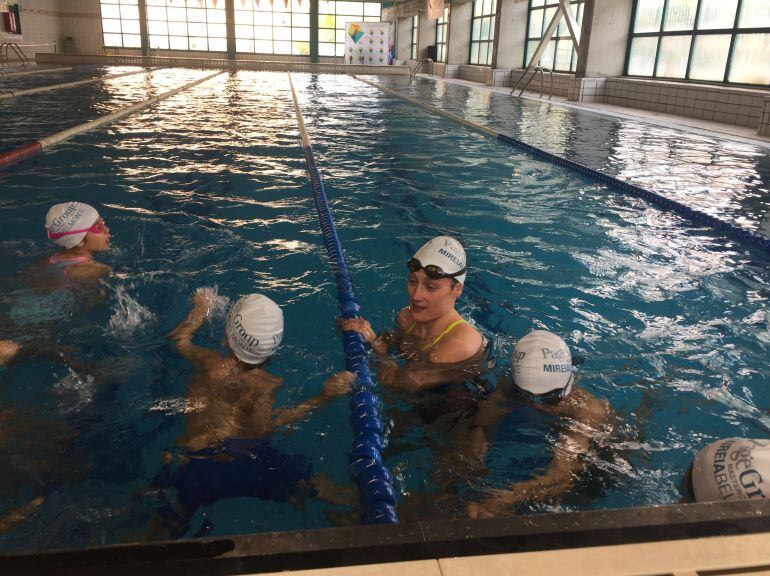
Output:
[509,65,553,100]
[410,57,433,79]
[0,43,30,67]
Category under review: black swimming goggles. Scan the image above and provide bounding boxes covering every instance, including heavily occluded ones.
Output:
[407,257,466,280]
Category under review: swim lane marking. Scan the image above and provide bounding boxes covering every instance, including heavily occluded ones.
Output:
[0,70,224,170]
[352,74,770,255]
[287,72,399,525]
[0,67,163,101]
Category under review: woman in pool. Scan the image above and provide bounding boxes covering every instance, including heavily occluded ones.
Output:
[340,236,486,392]
[44,201,112,284]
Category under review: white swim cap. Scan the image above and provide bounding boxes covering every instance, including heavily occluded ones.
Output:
[411,236,467,285]
[691,438,770,503]
[226,294,284,365]
[511,330,573,397]
[45,202,99,249]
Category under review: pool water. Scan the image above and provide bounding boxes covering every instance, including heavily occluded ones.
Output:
[0,69,769,552]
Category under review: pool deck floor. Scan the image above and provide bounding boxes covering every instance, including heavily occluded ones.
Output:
[266,532,770,576]
[416,74,770,150]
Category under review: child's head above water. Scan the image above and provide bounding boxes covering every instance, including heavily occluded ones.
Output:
[225,294,284,365]
[511,330,574,401]
[45,202,109,252]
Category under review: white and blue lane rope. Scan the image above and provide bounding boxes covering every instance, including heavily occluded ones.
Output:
[352,75,770,255]
[287,73,399,525]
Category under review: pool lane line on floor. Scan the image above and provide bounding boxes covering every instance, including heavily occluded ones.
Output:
[287,72,399,526]
[0,66,73,79]
[0,69,224,170]
[352,75,770,255]
[0,67,162,101]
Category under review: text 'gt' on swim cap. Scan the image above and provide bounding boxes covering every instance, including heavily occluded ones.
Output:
[412,236,467,285]
[691,438,770,503]
[226,294,284,365]
[511,330,573,397]
[45,202,99,249]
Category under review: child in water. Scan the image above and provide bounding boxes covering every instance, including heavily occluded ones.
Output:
[44,201,112,284]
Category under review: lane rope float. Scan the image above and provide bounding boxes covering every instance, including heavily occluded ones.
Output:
[0,67,161,101]
[287,72,399,525]
[352,75,770,255]
[0,70,224,170]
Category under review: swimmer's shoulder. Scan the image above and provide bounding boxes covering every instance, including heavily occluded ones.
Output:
[66,260,112,281]
[431,321,484,364]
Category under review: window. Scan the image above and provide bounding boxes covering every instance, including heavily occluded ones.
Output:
[436,6,449,62]
[525,0,584,73]
[100,0,141,48]
[234,0,310,56]
[410,15,419,59]
[146,0,227,52]
[319,1,381,57]
[626,0,770,85]
[469,0,496,65]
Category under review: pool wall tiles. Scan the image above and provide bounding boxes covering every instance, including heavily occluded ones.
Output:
[760,98,770,136]
[571,77,768,130]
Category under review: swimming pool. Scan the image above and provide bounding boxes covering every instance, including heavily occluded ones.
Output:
[0,68,769,552]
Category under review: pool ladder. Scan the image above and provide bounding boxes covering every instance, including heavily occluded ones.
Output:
[410,58,433,79]
[0,43,30,69]
[510,65,553,99]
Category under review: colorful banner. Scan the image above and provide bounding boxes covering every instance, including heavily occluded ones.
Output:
[344,22,392,66]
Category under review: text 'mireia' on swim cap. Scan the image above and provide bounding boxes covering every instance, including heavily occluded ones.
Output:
[511,330,573,397]
[413,236,467,285]
[226,294,284,365]
[45,202,99,249]
[691,438,770,503]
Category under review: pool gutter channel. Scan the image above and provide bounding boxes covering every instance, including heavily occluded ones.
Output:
[287,72,399,525]
[352,75,770,256]
[1,500,768,575]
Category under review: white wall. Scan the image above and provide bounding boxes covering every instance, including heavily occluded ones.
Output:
[57,0,103,55]
[417,9,436,60]
[396,16,412,60]
[447,0,471,65]
[580,0,633,77]
[1,0,60,59]
[495,0,528,69]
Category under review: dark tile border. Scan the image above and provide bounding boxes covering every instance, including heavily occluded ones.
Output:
[1,500,769,575]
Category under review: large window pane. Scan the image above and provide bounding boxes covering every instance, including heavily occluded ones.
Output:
[662,0,697,32]
[728,33,770,84]
[739,0,770,28]
[656,35,691,77]
[528,8,543,38]
[697,0,738,30]
[627,36,658,76]
[688,34,731,81]
[634,0,664,33]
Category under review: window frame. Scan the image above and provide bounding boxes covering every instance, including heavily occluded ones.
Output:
[410,14,419,60]
[435,6,449,63]
[233,0,311,57]
[100,0,142,49]
[624,0,770,87]
[468,0,496,66]
[523,0,584,73]
[145,0,228,53]
[318,1,382,58]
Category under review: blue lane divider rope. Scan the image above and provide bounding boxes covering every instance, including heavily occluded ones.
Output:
[352,75,770,256]
[287,73,399,525]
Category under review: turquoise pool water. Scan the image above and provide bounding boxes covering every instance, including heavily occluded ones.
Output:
[0,69,769,552]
